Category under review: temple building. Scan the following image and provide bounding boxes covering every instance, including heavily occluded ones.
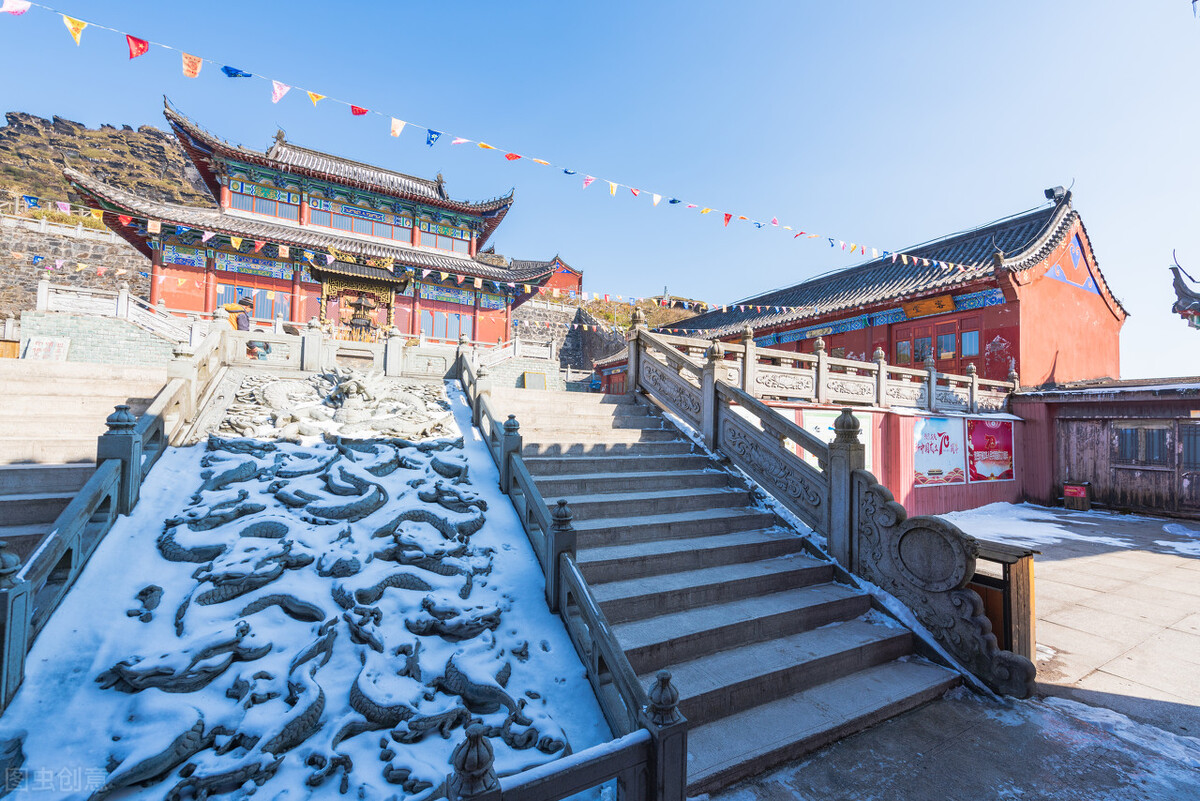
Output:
[678,190,1127,386]
[1170,263,1200,329]
[65,101,579,343]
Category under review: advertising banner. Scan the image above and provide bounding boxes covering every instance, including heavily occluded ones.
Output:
[914,416,965,486]
[800,409,873,473]
[967,419,1015,483]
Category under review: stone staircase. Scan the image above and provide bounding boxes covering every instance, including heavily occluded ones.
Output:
[0,463,94,566]
[0,360,165,465]
[493,388,960,794]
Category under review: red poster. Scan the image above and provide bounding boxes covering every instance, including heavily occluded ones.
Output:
[967,419,1014,482]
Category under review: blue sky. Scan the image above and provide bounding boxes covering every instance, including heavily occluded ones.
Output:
[1,2,1197,378]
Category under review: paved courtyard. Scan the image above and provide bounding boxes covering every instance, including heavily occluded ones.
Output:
[942,503,1200,738]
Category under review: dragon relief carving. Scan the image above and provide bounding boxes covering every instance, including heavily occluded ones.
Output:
[935,389,970,410]
[886,384,926,404]
[851,471,1036,698]
[641,361,702,420]
[721,420,823,512]
[827,378,873,397]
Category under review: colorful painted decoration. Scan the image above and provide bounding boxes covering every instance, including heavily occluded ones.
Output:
[426,130,442,146]
[390,118,406,137]
[271,81,290,103]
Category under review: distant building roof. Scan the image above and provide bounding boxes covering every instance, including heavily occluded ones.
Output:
[677,193,1119,338]
[162,100,513,248]
[64,167,555,284]
[1015,376,1200,400]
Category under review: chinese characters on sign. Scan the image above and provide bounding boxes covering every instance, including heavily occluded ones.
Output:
[913,416,965,486]
[967,419,1015,482]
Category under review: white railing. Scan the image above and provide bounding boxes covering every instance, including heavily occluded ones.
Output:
[36,279,202,344]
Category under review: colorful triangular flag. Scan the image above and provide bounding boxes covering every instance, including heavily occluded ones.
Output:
[307,91,325,106]
[181,52,202,78]
[126,34,149,59]
[62,15,87,45]
[229,236,242,250]
[1,1,32,15]
[271,81,290,103]
[390,118,406,137]
[583,176,596,189]
[652,194,662,206]
[221,66,251,78]
[426,130,442,146]
[350,105,368,116]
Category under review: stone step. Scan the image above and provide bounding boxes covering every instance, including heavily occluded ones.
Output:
[524,428,681,446]
[0,378,164,398]
[0,523,52,564]
[536,469,732,499]
[574,508,778,546]
[0,438,96,465]
[0,491,74,526]
[615,583,870,674]
[592,555,832,624]
[522,440,693,458]
[0,415,117,440]
[548,486,749,522]
[655,619,914,726]
[0,395,155,418]
[0,360,166,383]
[499,403,652,421]
[523,453,712,476]
[492,388,636,407]
[685,660,960,795]
[0,464,93,495]
[517,416,667,434]
[577,529,805,584]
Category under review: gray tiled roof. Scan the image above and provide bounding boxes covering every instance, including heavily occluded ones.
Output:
[677,199,1069,337]
[163,101,513,215]
[65,168,555,283]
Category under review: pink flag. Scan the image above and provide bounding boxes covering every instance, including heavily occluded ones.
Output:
[325,254,335,265]
[201,231,215,243]
[770,217,779,226]
[583,176,596,189]
[421,269,431,278]
[271,81,290,103]
[96,266,107,277]
[451,137,470,145]
[1,1,32,15]
[55,201,69,213]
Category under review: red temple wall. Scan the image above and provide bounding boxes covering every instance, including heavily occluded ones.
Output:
[543,268,582,296]
[1014,223,1123,387]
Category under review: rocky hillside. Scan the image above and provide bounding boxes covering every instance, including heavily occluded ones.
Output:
[0,112,209,209]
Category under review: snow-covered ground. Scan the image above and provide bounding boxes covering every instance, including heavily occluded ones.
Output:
[0,374,608,799]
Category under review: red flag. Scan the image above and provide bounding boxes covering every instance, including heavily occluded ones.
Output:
[118,215,132,226]
[350,105,368,116]
[504,153,521,161]
[724,213,732,227]
[126,35,150,59]
[253,240,265,253]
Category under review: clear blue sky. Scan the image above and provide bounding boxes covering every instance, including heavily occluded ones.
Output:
[1,1,1196,378]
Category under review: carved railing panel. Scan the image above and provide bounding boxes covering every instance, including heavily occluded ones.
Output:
[935,385,971,412]
[716,404,829,533]
[850,469,1036,698]
[638,352,703,427]
[826,373,876,405]
[753,364,816,402]
[975,389,1008,413]
[885,379,928,408]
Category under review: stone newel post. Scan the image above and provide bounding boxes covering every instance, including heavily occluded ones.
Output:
[0,540,30,711]
[446,724,500,801]
[500,415,522,494]
[97,404,143,515]
[701,341,724,450]
[740,325,756,395]
[627,308,647,396]
[826,408,865,569]
[641,670,688,801]
[547,499,576,613]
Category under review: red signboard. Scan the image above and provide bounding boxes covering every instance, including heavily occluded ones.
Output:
[1064,484,1088,498]
[967,419,1015,483]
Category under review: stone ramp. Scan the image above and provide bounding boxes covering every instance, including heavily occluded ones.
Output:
[492,387,959,794]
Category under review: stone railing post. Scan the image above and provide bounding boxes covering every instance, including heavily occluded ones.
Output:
[446,724,500,801]
[701,341,724,450]
[500,415,521,493]
[627,309,647,395]
[826,408,865,569]
[873,347,889,408]
[925,354,938,412]
[384,327,405,377]
[35,278,49,312]
[473,365,493,427]
[116,281,131,319]
[547,500,576,613]
[967,363,979,413]
[642,670,688,801]
[454,333,470,379]
[0,541,30,713]
[1009,363,1020,393]
[814,337,829,403]
[301,318,322,373]
[167,344,198,422]
[740,325,757,396]
[97,405,143,515]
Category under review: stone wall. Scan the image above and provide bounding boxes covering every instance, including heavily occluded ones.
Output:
[512,302,625,372]
[484,355,566,391]
[0,216,149,320]
[19,310,176,367]
[511,302,574,365]
[574,307,626,369]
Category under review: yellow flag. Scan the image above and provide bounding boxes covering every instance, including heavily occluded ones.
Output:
[901,254,909,265]
[266,291,275,300]
[90,209,102,220]
[609,182,617,196]
[62,15,87,46]
[700,208,712,215]
[177,278,187,287]
[75,263,87,272]
[440,272,448,281]
[307,91,325,106]
[531,159,549,166]
[478,143,497,150]
[230,236,243,250]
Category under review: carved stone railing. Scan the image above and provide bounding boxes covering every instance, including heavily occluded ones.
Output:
[38,279,197,344]
[0,330,229,712]
[628,324,1036,698]
[457,347,686,801]
[650,326,1018,413]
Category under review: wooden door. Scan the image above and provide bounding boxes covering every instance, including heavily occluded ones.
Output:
[1055,419,1103,491]
[1178,422,1200,512]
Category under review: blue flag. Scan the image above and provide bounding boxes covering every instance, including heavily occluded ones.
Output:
[31,255,44,265]
[562,169,577,175]
[668,198,681,205]
[426,129,442,147]
[22,195,39,209]
[221,66,251,78]
[176,225,189,236]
